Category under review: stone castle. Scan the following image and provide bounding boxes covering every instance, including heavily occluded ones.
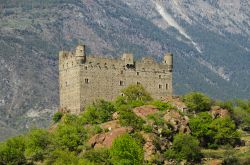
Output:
[59,45,173,114]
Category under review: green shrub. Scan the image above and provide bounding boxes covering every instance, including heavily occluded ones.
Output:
[82,148,111,164]
[121,84,152,103]
[0,136,26,165]
[189,112,213,147]
[209,117,240,146]
[25,128,51,161]
[53,112,63,123]
[149,100,174,111]
[110,134,144,165]
[81,100,116,124]
[183,92,212,112]
[44,149,79,165]
[165,133,202,162]
[119,110,145,130]
[53,122,88,152]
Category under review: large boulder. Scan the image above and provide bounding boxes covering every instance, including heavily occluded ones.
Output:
[88,127,133,149]
[211,106,230,119]
[163,110,190,133]
[133,105,158,119]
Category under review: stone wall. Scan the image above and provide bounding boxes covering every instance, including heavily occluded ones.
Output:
[59,45,173,114]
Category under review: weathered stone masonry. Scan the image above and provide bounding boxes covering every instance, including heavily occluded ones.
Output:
[59,45,173,114]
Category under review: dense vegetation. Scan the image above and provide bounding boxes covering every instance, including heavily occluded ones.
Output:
[1,84,250,164]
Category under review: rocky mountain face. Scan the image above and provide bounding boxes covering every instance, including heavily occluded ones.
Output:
[0,0,249,140]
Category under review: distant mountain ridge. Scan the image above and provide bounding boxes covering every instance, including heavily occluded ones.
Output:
[0,0,250,140]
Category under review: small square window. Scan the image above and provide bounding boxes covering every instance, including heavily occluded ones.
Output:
[120,81,124,86]
[137,82,140,85]
[159,84,162,89]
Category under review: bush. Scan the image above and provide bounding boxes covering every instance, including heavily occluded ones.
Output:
[165,133,202,162]
[183,92,212,112]
[44,149,79,165]
[53,121,88,152]
[0,136,26,165]
[53,112,63,123]
[81,100,116,124]
[189,112,213,147]
[110,134,144,165]
[119,109,145,130]
[209,117,240,146]
[118,84,152,105]
[148,100,174,111]
[25,129,51,161]
[82,148,111,164]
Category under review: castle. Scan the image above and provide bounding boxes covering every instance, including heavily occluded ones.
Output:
[59,45,173,114]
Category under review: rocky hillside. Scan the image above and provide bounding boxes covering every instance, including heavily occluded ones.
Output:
[1,85,250,164]
[0,0,250,140]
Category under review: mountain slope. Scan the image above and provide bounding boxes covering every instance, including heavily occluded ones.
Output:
[0,0,249,140]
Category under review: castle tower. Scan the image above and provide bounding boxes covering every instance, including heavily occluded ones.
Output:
[75,44,86,64]
[164,53,173,72]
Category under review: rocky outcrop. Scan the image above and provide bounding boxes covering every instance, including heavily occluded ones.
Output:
[163,110,190,133]
[141,132,157,161]
[133,105,158,119]
[88,127,133,149]
[211,106,230,119]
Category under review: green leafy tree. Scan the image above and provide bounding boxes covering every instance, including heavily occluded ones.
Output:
[44,149,79,165]
[209,117,240,146]
[25,128,51,161]
[53,112,63,123]
[110,134,144,165]
[189,112,213,147]
[117,84,152,106]
[119,109,145,130]
[165,133,202,162]
[183,92,212,112]
[82,148,111,164]
[0,136,26,165]
[53,118,88,151]
[81,100,116,124]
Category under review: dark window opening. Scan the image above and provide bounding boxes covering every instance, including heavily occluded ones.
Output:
[120,81,124,86]
[121,70,123,74]
[159,75,161,78]
[137,72,139,75]
[85,79,89,84]
[166,84,168,90]
[137,82,140,85]
[159,84,162,89]
[85,66,87,70]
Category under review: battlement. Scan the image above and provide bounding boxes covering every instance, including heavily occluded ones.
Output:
[59,45,173,114]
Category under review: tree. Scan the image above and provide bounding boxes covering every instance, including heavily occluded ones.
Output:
[110,134,144,165]
[53,118,88,152]
[44,149,79,165]
[0,136,26,165]
[165,133,202,162]
[82,148,111,164]
[120,84,152,104]
[118,109,145,130]
[189,112,213,147]
[209,117,240,146]
[183,92,212,112]
[81,100,116,124]
[25,128,51,161]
